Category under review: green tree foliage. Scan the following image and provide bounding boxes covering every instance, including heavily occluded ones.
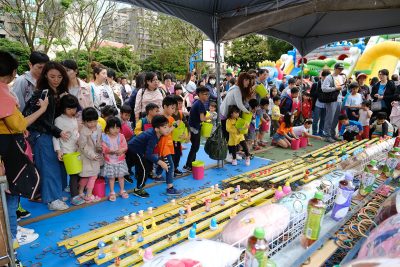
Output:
[225,34,269,71]
[265,37,293,61]
[0,39,30,74]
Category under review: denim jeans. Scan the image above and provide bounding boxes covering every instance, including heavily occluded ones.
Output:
[312,106,326,135]
[6,194,18,238]
[156,154,174,184]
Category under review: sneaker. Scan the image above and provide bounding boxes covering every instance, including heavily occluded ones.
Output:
[153,175,166,183]
[324,137,336,143]
[17,226,35,234]
[245,157,250,166]
[166,187,182,196]
[124,175,134,184]
[15,259,23,267]
[174,169,184,177]
[16,231,39,246]
[71,195,85,206]
[64,186,70,193]
[183,165,192,173]
[332,136,341,141]
[48,199,69,211]
[253,145,261,151]
[16,206,31,221]
[84,195,101,203]
[132,188,150,198]
[236,154,243,160]
[232,159,238,166]
[258,142,267,147]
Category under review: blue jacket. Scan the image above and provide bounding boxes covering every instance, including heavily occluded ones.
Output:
[339,120,363,136]
[128,128,159,163]
[280,94,293,115]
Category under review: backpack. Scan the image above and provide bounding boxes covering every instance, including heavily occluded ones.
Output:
[205,125,228,160]
[141,117,153,131]
[319,75,340,103]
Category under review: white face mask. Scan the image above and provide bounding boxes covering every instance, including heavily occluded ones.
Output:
[209,79,216,85]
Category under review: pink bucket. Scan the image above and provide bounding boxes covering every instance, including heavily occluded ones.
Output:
[300,137,308,148]
[291,139,300,150]
[192,160,205,180]
[92,178,105,198]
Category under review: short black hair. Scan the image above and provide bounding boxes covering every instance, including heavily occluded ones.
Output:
[82,107,98,122]
[59,94,79,114]
[173,94,184,103]
[377,112,387,120]
[257,68,269,75]
[304,119,313,125]
[249,98,259,109]
[291,87,299,94]
[361,100,371,108]
[120,104,132,114]
[0,51,18,76]
[260,98,269,106]
[378,69,389,76]
[288,78,296,84]
[29,51,49,65]
[145,103,159,114]
[338,114,348,121]
[101,105,118,118]
[107,68,116,79]
[321,69,331,77]
[164,73,173,81]
[227,105,240,118]
[196,86,209,95]
[162,95,178,108]
[152,115,169,129]
[104,116,121,133]
[174,84,183,92]
[209,101,217,108]
[273,96,280,102]
[60,59,78,71]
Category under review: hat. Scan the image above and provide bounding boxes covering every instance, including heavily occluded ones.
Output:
[349,81,360,89]
[334,62,344,69]
[356,73,367,80]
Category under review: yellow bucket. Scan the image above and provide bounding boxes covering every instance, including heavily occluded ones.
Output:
[235,118,249,134]
[201,122,213,137]
[255,83,268,98]
[241,112,253,123]
[63,152,83,175]
[172,122,188,142]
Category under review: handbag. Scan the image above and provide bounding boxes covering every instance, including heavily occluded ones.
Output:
[371,101,383,112]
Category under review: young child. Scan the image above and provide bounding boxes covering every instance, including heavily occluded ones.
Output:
[271,96,281,136]
[78,107,103,203]
[370,112,394,138]
[301,92,312,119]
[53,95,83,205]
[101,117,129,201]
[128,115,170,198]
[358,101,372,139]
[98,105,118,132]
[172,95,189,176]
[257,98,270,147]
[338,114,363,141]
[292,119,323,146]
[269,86,279,115]
[247,99,260,150]
[226,105,251,166]
[119,105,134,142]
[134,103,159,136]
[154,96,182,196]
[184,86,211,172]
[272,112,298,148]
[209,101,218,134]
[345,82,363,121]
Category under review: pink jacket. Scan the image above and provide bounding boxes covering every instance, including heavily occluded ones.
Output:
[101,133,127,163]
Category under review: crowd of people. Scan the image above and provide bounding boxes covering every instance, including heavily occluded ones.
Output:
[1,49,400,257]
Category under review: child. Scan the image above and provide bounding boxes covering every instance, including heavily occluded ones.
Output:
[269,86,279,115]
[134,103,159,136]
[53,95,84,205]
[338,114,363,141]
[358,101,372,140]
[271,96,281,136]
[247,99,259,150]
[154,96,182,196]
[120,104,134,142]
[301,92,312,119]
[292,119,323,146]
[272,112,298,148]
[101,117,129,201]
[172,95,189,176]
[78,107,103,203]
[345,82,363,121]
[98,105,118,132]
[183,86,211,172]
[257,98,270,147]
[226,105,251,166]
[280,87,299,115]
[128,115,170,198]
[209,101,218,134]
[370,112,394,138]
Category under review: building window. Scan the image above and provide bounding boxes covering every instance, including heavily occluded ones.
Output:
[0,21,4,29]
[0,34,6,38]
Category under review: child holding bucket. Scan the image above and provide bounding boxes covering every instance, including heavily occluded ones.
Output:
[226,105,251,166]
[78,107,103,203]
[292,119,323,146]
[257,98,270,147]
[134,103,159,136]
[53,95,84,205]
[272,112,299,148]
[172,95,189,177]
[102,117,130,201]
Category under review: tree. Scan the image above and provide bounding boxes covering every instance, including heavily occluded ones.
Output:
[225,34,269,71]
[0,39,30,73]
[265,37,293,61]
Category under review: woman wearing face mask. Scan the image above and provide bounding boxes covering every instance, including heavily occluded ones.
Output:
[204,74,218,110]
[89,62,117,114]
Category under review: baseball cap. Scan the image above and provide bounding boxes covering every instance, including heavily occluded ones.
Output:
[334,63,344,69]
[356,73,367,80]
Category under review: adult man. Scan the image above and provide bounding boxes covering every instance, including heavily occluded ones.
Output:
[224,72,233,91]
[12,51,49,111]
[321,63,346,143]
[311,70,331,135]
[281,77,296,97]
[120,77,132,101]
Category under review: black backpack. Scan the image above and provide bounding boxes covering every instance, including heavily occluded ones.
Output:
[319,75,340,103]
[205,125,227,160]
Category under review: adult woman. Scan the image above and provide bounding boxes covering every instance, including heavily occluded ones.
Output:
[204,74,218,110]
[371,69,397,115]
[89,62,117,113]
[0,51,48,246]
[220,72,252,141]
[106,68,122,108]
[60,59,93,109]
[183,71,196,112]
[162,73,175,94]
[23,62,70,211]
[356,73,370,100]
[134,71,164,120]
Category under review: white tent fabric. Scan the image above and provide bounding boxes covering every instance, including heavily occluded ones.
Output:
[119,0,400,55]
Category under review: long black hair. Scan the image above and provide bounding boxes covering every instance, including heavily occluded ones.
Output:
[36,61,69,96]
[283,112,293,128]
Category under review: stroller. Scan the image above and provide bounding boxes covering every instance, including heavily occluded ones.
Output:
[389,101,400,136]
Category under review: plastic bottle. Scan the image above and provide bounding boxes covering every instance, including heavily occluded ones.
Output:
[331,178,354,221]
[245,227,268,267]
[359,160,379,196]
[344,172,355,190]
[302,192,326,248]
